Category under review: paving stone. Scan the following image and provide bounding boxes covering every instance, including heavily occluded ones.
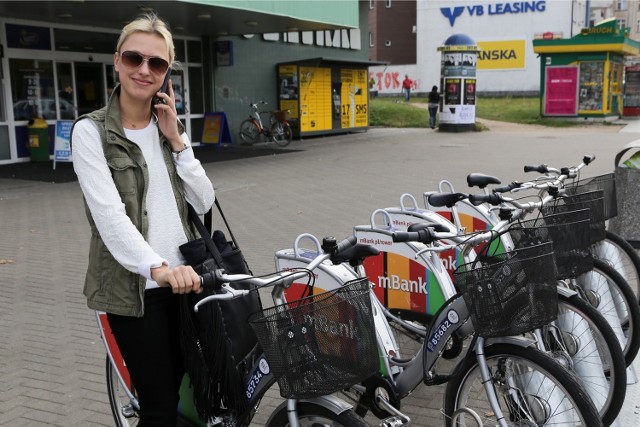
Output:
[1,126,639,425]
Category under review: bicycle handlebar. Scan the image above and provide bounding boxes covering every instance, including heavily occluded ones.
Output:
[195,268,310,312]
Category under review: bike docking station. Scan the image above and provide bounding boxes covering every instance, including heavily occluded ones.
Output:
[437,34,479,133]
[352,210,458,324]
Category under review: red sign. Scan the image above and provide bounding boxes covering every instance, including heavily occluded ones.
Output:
[544,66,578,116]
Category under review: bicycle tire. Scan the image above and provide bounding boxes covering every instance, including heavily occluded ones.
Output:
[266,402,369,427]
[106,355,140,427]
[577,259,640,366]
[443,343,603,427]
[239,119,260,145]
[551,293,626,426]
[597,230,640,304]
[270,121,293,147]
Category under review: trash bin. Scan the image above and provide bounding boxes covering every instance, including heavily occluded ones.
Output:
[28,117,50,162]
[609,140,640,248]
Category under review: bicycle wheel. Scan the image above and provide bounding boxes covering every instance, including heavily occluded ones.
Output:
[546,294,626,426]
[576,259,640,366]
[270,121,292,147]
[266,402,369,427]
[594,231,640,304]
[443,344,603,427]
[239,119,260,145]
[106,355,140,427]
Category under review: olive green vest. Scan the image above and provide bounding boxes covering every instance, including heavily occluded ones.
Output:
[72,86,195,317]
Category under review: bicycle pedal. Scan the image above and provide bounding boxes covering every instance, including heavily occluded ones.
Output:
[380,416,409,427]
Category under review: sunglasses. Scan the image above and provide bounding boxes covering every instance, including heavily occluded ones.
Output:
[119,51,170,74]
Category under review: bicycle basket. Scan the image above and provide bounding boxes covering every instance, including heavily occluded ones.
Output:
[272,110,291,122]
[508,210,593,278]
[541,190,606,244]
[248,278,377,399]
[454,242,558,338]
[565,173,617,219]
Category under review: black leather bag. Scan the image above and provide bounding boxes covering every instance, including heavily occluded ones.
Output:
[178,200,260,422]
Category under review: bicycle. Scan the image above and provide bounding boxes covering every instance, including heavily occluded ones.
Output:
[357,206,626,426]
[99,255,377,427]
[238,101,293,147]
[276,233,603,426]
[438,158,640,367]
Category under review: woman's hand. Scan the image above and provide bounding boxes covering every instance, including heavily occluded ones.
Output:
[153,79,183,149]
[151,264,202,294]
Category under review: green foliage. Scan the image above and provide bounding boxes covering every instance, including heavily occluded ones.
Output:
[369,96,587,128]
[369,97,429,128]
[475,97,577,127]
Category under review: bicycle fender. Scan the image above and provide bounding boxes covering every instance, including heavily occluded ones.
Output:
[484,335,536,348]
[265,395,353,424]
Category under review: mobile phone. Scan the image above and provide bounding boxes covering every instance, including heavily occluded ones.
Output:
[153,69,172,105]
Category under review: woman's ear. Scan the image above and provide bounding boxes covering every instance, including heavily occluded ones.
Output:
[113,52,120,72]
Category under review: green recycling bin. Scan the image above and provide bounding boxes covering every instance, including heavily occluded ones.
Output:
[28,118,50,162]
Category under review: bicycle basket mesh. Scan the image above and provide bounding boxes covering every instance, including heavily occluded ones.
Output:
[565,173,617,219]
[541,190,606,244]
[248,278,377,399]
[454,242,558,338]
[273,110,291,122]
[507,210,593,278]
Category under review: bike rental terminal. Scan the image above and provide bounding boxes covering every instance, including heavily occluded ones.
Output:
[276,58,385,138]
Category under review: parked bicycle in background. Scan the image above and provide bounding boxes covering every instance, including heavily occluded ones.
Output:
[239,101,293,147]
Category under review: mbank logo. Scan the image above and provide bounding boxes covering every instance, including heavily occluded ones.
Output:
[441,7,464,27]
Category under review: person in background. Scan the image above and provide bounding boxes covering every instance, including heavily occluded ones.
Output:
[428,85,440,129]
[71,13,215,426]
[402,74,413,102]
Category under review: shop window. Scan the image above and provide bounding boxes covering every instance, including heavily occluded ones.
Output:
[54,29,117,54]
[10,59,55,120]
[174,40,186,62]
[56,63,77,120]
[578,61,604,111]
[0,126,9,160]
[187,67,204,114]
[6,24,51,50]
[187,40,202,63]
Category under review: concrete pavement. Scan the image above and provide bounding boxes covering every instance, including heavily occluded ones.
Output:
[1,122,639,426]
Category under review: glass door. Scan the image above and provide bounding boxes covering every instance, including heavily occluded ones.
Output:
[74,62,105,116]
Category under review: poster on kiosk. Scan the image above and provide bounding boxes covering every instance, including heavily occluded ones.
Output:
[438,34,479,132]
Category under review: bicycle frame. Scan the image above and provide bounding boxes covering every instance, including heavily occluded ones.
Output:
[98,268,359,427]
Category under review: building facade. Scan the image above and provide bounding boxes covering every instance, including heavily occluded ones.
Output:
[0,1,368,165]
[368,0,638,97]
[368,0,417,65]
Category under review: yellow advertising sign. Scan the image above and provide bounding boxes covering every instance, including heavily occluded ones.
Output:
[477,40,526,70]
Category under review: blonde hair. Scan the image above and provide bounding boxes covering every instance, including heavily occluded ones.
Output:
[116,13,174,65]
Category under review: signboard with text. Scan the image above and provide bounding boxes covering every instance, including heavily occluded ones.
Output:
[53,120,73,169]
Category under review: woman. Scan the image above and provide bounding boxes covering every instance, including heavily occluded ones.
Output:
[72,13,215,425]
[428,85,440,129]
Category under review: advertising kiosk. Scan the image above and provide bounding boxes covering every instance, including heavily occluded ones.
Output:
[533,18,640,119]
[437,34,480,133]
[276,58,376,138]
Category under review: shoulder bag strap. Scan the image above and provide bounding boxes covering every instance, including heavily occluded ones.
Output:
[214,198,242,250]
[188,204,225,267]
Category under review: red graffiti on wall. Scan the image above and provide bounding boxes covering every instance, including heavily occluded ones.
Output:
[374,71,419,91]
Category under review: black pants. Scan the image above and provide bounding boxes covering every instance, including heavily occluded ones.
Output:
[108,287,184,427]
